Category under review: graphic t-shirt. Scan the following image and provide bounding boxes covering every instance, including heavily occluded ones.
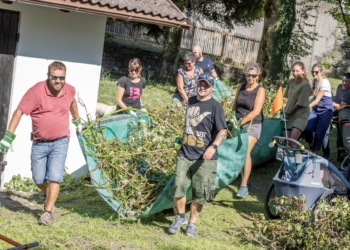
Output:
[195,57,214,74]
[178,96,227,160]
[117,76,146,109]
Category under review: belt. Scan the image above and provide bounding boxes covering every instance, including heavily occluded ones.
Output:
[35,136,66,143]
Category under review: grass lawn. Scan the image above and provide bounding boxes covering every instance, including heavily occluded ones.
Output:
[0,74,342,249]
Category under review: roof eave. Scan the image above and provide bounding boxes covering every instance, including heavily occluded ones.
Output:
[17,0,191,29]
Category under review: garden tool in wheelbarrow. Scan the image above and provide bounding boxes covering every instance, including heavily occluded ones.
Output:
[0,233,39,249]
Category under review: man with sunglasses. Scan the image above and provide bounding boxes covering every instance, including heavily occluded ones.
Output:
[0,61,82,226]
[169,74,227,237]
[192,44,218,78]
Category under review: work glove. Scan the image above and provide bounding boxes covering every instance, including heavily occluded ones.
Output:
[174,137,182,145]
[0,130,16,153]
[129,110,137,117]
[72,118,83,133]
[280,111,291,122]
[140,105,147,112]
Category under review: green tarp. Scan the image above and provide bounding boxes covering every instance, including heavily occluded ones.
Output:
[77,113,282,218]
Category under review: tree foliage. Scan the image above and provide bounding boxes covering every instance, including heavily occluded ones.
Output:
[269,0,297,85]
[323,0,350,37]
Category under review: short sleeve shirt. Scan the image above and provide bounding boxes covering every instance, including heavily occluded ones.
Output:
[335,84,350,105]
[17,81,76,140]
[178,96,227,160]
[117,76,146,109]
[195,57,214,74]
[312,78,332,97]
[284,78,311,120]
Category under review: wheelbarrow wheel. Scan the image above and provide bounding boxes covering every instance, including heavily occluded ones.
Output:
[312,189,336,211]
[264,182,280,219]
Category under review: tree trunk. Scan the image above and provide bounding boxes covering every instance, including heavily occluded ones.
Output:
[256,0,278,79]
[268,0,296,85]
[159,28,183,83]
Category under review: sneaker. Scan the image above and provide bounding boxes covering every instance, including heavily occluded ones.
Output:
[168,215,187,234]
[237,185,249,198]
[186,222,196,237]
[38,211,53,226]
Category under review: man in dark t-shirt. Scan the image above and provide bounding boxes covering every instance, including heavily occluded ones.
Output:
[192,44,218,78]
[168,74,227,237]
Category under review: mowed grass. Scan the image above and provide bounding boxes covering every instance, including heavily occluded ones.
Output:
[0,74,342,249]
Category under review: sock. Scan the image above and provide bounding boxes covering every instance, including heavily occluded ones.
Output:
[179,213,186,219]
[45,210,52,214]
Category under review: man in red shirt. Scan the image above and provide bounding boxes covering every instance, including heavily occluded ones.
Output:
[0,61,82,225]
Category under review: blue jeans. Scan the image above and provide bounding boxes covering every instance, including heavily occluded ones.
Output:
[304,109,333,151]
[31,137,69,184]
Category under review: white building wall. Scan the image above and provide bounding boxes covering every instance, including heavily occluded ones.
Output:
[0,2,106,186]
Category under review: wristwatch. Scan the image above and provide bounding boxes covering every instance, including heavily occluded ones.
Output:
[212,144,218,150]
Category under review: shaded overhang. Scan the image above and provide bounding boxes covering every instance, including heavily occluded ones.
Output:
[7,0,191,29]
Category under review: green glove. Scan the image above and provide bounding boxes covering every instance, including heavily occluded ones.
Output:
[174,137,182,145]
[141,105,147,112]
[72,118,83,133]
[0,130,16,153]
[232,111,236,118]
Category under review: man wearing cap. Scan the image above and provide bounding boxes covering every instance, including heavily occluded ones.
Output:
[168,74,227,237]
[0,61,82,226]
[192,44,218,78]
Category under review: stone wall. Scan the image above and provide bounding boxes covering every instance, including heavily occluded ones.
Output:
[323,26,350,76]
[102,42,162,78]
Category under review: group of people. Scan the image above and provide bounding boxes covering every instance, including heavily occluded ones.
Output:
[1,45,349,240]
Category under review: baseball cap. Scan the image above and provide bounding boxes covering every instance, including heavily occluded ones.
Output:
[198,74,214,86]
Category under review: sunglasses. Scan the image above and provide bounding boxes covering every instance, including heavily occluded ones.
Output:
[184,62,193,66]
[199,74,214,81]
[246,74,258,78]
[129,68,139,73]
[50,76,65,81]
[311,71,319,74]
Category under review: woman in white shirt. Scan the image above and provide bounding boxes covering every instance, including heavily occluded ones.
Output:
[304,63,333,153]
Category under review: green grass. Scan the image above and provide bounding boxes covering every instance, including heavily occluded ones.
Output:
[105,36,164,54]
[98,73,176,108]
[0,75,343,249]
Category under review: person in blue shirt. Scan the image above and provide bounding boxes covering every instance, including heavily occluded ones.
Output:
[192,44,218,78]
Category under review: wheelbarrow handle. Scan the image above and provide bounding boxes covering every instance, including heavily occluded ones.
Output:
[7,242,39,250]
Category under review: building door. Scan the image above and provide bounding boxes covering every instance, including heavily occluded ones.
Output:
[0,8,19,184]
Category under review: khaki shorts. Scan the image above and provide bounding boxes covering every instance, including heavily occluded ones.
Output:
[172,156,218,205]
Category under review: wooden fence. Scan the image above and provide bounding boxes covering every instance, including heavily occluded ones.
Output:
[105,21,261,64]
[180,26,261,64]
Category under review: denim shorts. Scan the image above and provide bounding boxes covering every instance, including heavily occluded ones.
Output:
[172,92,184,104]
[172,156,218,205]
[31,137,69,184]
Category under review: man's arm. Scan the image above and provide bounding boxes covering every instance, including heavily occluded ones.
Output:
[70,99,80,121]
[203,129,227,160]
[210,68,218,78]
[8,109,24,133]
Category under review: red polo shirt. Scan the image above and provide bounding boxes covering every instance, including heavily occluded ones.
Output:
[18,81,76,140]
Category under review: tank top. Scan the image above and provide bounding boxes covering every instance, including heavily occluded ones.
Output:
[236,83,263,124]
[176,66,201,98]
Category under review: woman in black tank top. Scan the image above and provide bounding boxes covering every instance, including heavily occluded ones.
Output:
[232,63,266,198]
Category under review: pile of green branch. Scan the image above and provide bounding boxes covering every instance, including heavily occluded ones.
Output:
[241,195,350,249]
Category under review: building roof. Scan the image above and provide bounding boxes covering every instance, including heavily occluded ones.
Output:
[17,0,191,29]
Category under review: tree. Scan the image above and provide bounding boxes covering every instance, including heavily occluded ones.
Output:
[158,0,265,82]
[268,0,297,84]
[323,0,350,37]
